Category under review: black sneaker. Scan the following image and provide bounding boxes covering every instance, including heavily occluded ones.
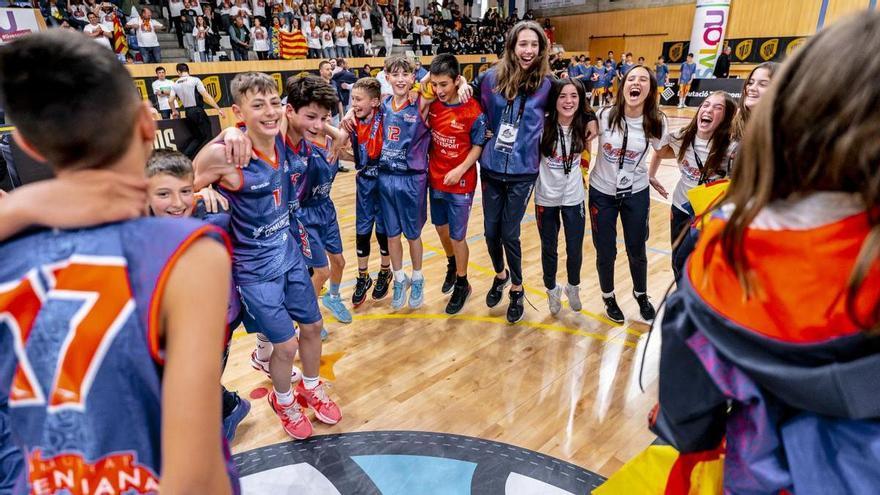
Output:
[441,266,456,294]
[634,292,656,321]
[486,271,510,308]
[372,269,392,300]
[352,274,373,307]
[507,290,525,323]
[603,296,625,324]
[446,281,471,315]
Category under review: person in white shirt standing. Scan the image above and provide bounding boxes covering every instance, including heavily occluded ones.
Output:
[126,7,165,63]
[152,66,177,119]
[333,18,351,58]
[251,17,270,59]
[358,3,372,41]
[168,0,185,48]
[535,78,595,315]
[83,11,112,51]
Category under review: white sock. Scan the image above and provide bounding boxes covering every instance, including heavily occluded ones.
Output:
[602,291,615,299]
[256,334,273,361]
[303,375,320,390]
[634,291,645,297]
[394,269,406,282]
[274,387,294,406]
[411,269,423,281]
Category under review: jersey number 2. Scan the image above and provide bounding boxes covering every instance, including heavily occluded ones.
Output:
[0,256,134,412]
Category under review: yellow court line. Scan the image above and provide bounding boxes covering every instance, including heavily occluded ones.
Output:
[341,312,636,348]
[420,241,643,339]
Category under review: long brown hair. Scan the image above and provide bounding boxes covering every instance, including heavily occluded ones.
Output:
[731,62,778,140]
[672,91,737,179]
[717,12,880,330]
[540,78,592,161]
[606,64,665,141]
[494,21,550,100]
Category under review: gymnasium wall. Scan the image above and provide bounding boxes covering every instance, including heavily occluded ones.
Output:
[548,0,875,68]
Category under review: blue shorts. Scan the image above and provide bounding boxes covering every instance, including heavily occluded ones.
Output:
[430,189,474,241]
[356,173,385,236]
[296,200,343,268]
[379,172,428,240]
[237,259,321,344]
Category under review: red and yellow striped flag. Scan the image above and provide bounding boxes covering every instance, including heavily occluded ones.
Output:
[275,30,307,60]
[112,13,128,56]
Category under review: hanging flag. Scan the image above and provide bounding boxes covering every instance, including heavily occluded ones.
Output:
[112,12,128,56]
[276,30,307,60]
[593,443,725,495]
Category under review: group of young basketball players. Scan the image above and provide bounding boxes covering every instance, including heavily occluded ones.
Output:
[1,8,879,493]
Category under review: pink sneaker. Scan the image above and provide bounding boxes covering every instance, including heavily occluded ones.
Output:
[295,381,342,425]
[250,350,302,382]
[268,391,313,440]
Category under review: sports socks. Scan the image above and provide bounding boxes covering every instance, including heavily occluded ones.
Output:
[329,282,340,296]
[303,375,320,390]
[275,387,294,406]
[255,334,273,361]
[393,269,406,282]
[411,269,423,281]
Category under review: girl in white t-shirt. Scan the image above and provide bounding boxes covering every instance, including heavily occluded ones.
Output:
[358,4,372,40]
[193,15,212,61]
[648,91,736,280]
[320,21,336,58]
[251,17,270,59]
[535,78,595,315]
[588,64,666,324]
[350,19,365,57]
[334,18,351,57]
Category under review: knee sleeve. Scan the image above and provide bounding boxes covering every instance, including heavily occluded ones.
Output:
[376,232,389,257]
[356,233,372,258]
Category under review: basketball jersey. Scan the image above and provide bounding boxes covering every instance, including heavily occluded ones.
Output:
[286,136,313,213]
[219,134,296,285]
[379,95,430,174]
[427,98,488,194]
[352,111,383,179]
[296,136,338,207]
[0,218,239,493]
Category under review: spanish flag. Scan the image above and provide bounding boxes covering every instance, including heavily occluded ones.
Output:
[112,12,128,57]
[274,30,307,60]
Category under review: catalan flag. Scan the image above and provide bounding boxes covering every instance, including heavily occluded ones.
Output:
[112,12,128,57]
[273,29,307,60]
[593,443,725,495]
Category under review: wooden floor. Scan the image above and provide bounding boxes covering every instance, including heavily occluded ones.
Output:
[222,107,695,479]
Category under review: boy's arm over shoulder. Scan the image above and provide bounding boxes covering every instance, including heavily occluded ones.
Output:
[159,236,233,495]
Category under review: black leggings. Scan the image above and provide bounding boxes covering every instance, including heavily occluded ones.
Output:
[588,186,650,294]
[670,205,692,281]
[481,173,535,287]
[536,203,586,290]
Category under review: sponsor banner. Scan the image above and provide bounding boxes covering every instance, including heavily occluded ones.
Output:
[660,78,745,107]
[687,0,731,79]
[663,36,809,65]
[0,8,47,45]
[530,0,585,9]
[133,63,492,108]
[2,117,221,189]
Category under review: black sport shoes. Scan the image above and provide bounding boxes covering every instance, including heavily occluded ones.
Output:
[351,273,372,307]
[441,265,456,295]
[372,269,392,300]
[486,270,510,308]
[634,292,656,321]
[507,290,525,323]
[446,281,471,315]
[603,296,625,324]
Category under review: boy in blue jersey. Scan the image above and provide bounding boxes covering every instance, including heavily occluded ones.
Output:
[348,77,394,307]
[0,31,236,493]
[295,118,352,325]
[194,72,341,440]
[377,55,432,310]
[679,53,697,108]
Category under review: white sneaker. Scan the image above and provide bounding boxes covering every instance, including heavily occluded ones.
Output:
[564,284,582,312]
[250,350,302,383]
[547,285,563,315]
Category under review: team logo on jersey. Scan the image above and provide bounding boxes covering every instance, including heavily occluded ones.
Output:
[734,39,753,61]
[449,119,464,131]
[759,39,779,61]
[29,449,160,495]
[403,113,418,123]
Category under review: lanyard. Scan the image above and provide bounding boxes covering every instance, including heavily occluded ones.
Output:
[692,143,727,185]
[616,122,629,173]
[558,125,575,175]
[502,95,526,126]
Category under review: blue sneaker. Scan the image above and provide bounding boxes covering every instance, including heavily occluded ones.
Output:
[409,277,425,309]
[391,275,410,310]
[320,327,329,341]
[322,293,352,323]
[223,396,251,442]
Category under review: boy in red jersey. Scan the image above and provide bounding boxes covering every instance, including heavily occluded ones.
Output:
[425,54,488,314]
[0,31,236,493]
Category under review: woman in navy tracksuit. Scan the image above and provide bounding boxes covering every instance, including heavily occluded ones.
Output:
[471,21,597,324]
